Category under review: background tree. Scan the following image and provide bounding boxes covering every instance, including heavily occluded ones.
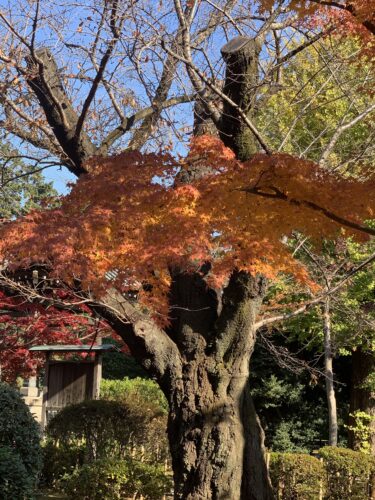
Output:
[251,35,374,452]
[0,141,57,219]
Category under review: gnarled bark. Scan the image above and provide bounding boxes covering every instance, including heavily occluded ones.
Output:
[165,270,273,499]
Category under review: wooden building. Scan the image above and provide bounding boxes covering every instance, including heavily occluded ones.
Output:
[29,344,115,427]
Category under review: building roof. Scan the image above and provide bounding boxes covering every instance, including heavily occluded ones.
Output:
[29,344,116,353]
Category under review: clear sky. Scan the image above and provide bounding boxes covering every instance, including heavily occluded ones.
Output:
[43,165,76,195]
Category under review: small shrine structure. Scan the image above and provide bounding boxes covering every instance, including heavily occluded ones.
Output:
[29,344,115,427]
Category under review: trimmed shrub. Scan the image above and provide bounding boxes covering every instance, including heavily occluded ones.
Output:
[59,457,172,500]
[0,446,35,500]
[46,398,165,461]
[43,397,170,493]
[100,378,169,461]
[0,382,42,495]
[270,452,325,499]
[319,446,375,499]
[42,385,171,495]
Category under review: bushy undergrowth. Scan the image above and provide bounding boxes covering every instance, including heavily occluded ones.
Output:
[0,382,42,499]
[59,457,172,500]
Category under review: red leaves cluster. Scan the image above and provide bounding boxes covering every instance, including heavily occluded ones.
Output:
[0,290,112,382]
[0,136,373,327]
[259,1,375,55]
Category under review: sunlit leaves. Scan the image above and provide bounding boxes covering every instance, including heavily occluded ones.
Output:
[0,136,373,325]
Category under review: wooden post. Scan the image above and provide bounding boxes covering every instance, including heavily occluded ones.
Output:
[319,458,324,500]
[41,352,50,429]
[93,353,102,399]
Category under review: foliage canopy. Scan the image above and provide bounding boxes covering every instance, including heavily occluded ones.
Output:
[0,136,373,324]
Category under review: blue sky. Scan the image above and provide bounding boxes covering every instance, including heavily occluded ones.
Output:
[43,166,76,195]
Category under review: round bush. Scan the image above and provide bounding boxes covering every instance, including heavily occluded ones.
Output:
[0,382,42,489]
[46,399,156,461]
[47,397,168,462]
[0,446,36,499]
[100,378,169,461]
[44,398,172,497]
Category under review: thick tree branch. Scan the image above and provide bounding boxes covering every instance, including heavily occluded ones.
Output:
[25,48,96,177]
[162,39,272,154]
[93,288,183,392]
[242,185,375,237]
[97,94,193,155]
[213,272,267,363]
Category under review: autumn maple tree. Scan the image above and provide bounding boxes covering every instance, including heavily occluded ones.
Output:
[0,1,374,499]
[0,137,374,498]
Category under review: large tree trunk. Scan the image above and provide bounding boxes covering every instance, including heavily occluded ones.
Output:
[168,381,271,499]
[164,270,273,499]
[163,34,273,498]
[349,347,375,454]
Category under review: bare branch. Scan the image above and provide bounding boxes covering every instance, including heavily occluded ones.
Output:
[319,103,375,167]
[98,94,194,155]
[75,0,124,141]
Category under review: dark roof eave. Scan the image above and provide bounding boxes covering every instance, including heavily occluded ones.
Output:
[28,344,116,353]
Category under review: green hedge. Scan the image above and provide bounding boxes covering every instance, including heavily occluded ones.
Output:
[270,452,324,499]
[319,446,374,499]
[46,397,168,462]
[42,398,171,496]
[100,378,169,461]
[46,399,149,461]
[270,448,375,499]
[101,377,168,414]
